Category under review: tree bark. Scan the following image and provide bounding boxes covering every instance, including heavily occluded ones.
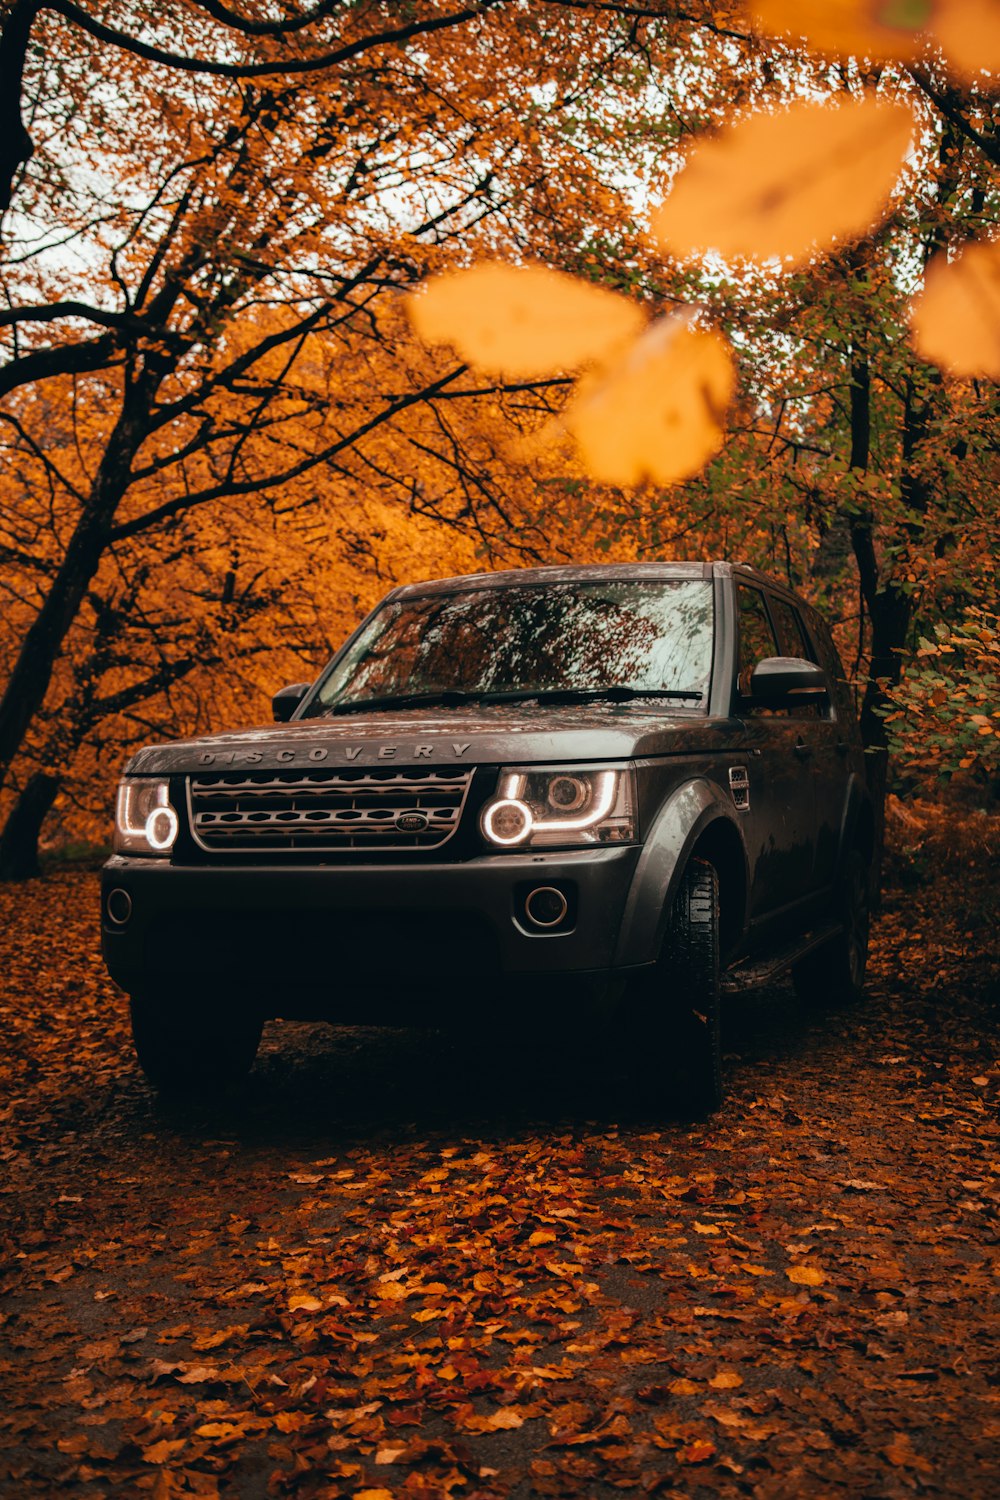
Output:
[0,770,60,879]
[0,370,157,796]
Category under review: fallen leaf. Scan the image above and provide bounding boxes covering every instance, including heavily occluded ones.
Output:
[375,1445,409,1463]
[460,1408,526,1433]
[787,1264,826,1286]
[141,1438,187,1464]
[651,94,914,266]
[528,1229,557,1246]
[677,1439,716,1464]
[709,1370,743,1389]
[288,1293,323,1313]
[374,1280,408,1302]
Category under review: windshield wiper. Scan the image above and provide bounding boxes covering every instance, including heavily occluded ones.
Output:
[325,685,703,716]
[476,686,704,705]
[326,690,479,716]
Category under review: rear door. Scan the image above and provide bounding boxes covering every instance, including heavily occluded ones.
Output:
[734,584,817,928]
[767,593,844,893]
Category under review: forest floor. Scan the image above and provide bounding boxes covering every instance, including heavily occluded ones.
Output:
[1,805,998,1500]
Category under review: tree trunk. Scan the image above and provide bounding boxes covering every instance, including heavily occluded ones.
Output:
[0,771,60,879]
[0,373,157,797]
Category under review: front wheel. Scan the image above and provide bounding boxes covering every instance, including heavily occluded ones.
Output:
[792,847,870,1006]
[628,860,723,1118]
[129,987,262,1096]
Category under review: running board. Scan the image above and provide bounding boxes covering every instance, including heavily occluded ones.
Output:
[720,921,845,995]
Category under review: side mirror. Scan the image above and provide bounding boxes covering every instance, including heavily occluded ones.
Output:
[272,682,311,722]
[749,656,829,706]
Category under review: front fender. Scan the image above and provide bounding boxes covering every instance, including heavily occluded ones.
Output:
[613,778,746,969]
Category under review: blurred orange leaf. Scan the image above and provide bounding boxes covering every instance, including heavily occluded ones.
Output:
[909,239,1000,376]
[751,0,929,62]
[651,95,914,266]
[934,0,1000,80]
[752,0,1000,82]
[407,263,645,378]
[563,311,735,485]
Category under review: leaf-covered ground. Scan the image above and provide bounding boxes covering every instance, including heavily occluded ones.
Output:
[1,812,998,1499]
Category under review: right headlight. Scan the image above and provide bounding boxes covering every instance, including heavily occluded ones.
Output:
[113,778,179,856]
[480,766,636,849]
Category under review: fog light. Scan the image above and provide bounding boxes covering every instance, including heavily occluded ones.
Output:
[524,885,569,929]
[106,887,132,926]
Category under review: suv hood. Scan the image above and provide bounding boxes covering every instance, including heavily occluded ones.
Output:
[124,704,745,775]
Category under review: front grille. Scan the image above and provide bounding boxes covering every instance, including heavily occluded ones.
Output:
[187,767,474,853]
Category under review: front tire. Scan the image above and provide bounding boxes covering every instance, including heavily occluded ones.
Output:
[629,860,723,1117]
[129,987,262,1096]
[792,847,870,1006]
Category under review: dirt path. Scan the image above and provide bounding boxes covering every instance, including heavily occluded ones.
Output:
[1,838,998,1499]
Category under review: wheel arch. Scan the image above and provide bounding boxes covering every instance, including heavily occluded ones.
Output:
[613,778,749,970]
[838,774,878,896]
[688,816,748,962]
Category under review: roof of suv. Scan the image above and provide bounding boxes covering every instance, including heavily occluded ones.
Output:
[389,560,787,599]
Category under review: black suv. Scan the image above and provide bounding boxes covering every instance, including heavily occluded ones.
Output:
[102,562,875,1114]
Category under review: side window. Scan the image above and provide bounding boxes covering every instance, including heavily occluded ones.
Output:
[809,615,855,724]
[768,596,823,720]
[736,587,778,699]
[769,597,814,661]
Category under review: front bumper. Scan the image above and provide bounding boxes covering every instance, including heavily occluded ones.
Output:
[101,846,648,1020]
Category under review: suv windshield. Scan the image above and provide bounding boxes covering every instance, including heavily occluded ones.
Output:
[307,578,714,715]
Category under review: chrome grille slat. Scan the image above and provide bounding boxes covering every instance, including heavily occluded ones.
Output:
[187,767,473,853]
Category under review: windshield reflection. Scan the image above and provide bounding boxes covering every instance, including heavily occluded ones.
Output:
[309,579,714,714]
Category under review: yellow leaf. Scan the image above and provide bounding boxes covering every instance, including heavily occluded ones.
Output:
[787,1263,826,1286]
[564,311,734,486]
[288,1293,323,1313]
[374,1280,408,1301]
[461,1407,526,1432]
[375,1446,408,1464]
[194,1422,243,1441]
[935,0,1000,81]
[141,1438,187,1464]
[751,0,928,63]
[677,1439,715,1464]
[407,262,645,378]
[909,239,1000,377]
[528,1229,557,1246]
[651,95,914,267]
[709,1370,743,1389]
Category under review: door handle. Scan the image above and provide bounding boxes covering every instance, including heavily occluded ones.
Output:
[793,738,812,760]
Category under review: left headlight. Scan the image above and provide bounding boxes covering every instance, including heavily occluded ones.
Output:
[113,779,179,856]
[480,766,636,849]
